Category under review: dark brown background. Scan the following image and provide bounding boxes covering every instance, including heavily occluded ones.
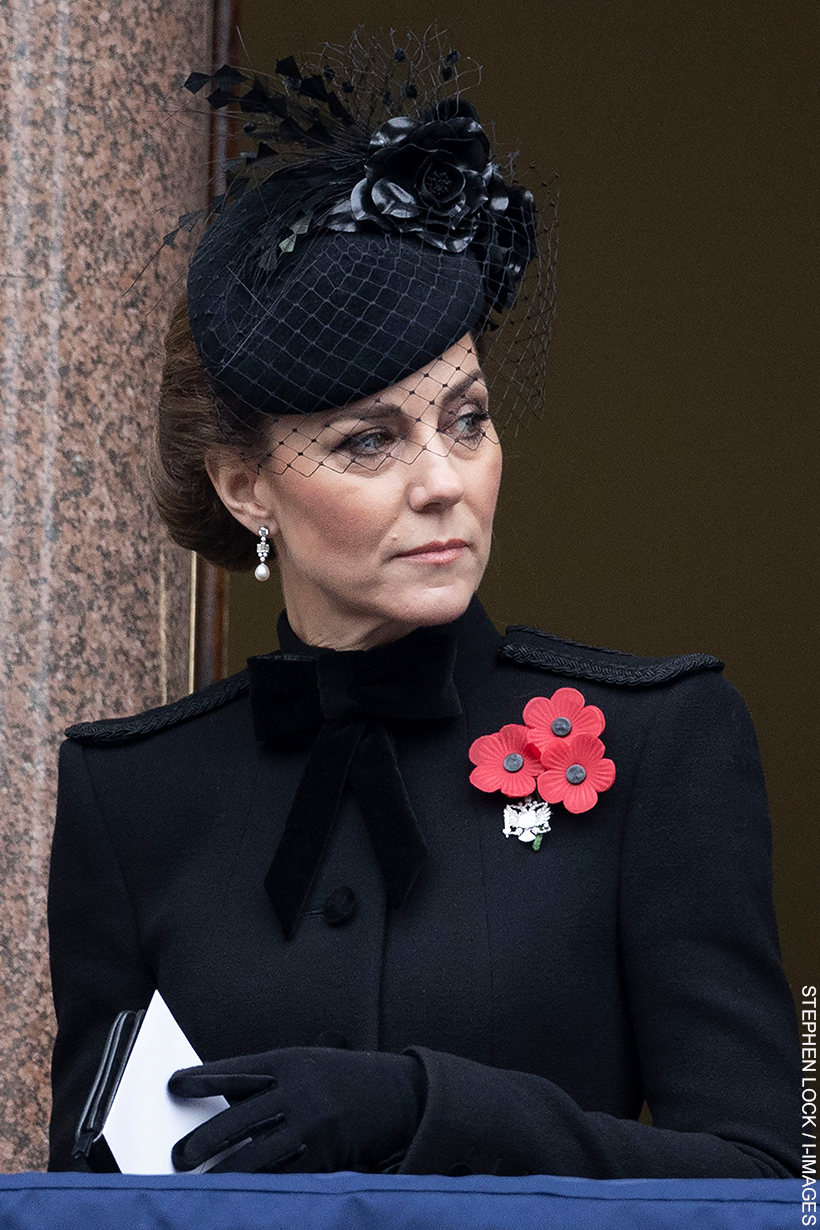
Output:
[225,1,818,1003]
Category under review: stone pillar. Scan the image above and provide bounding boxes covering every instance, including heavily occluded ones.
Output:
[0,0,212,1170]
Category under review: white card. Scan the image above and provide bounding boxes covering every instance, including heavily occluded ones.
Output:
[103,991,229,1174]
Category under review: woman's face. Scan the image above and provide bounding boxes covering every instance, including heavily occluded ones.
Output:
[247,334,502,650]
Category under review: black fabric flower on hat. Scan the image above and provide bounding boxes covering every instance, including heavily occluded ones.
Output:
[334,100,510,254]
[475,184,538,312]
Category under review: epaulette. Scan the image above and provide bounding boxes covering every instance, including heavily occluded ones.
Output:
[500,626,724,688]
[65,670,250,746]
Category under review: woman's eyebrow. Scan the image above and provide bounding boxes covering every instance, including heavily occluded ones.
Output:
[438,370,487,407]
[322,371,486,426]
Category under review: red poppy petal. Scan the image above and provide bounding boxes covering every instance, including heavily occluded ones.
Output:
[495,724,532,754]
[536,769,569,804]
[479,731,508,759]
[499,770,538,798]
[469,725,527,766]
[539,740,575,771]
[549,687,587,722]
[524,729,551,757]
[470,764,508,793]
[468,732,497,765]
[565,733,607,764]
[572,704,606,737]
[521,748,546,775]
[588,757,616,792]
[521,696,554,729]
[563,781,599,813]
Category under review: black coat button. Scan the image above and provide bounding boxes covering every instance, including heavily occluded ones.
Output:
[446,1162,474,1176]
[323,885,357,926]
[315,1030,350,1049]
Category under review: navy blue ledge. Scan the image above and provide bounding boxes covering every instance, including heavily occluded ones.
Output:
[0,1173,802,1230]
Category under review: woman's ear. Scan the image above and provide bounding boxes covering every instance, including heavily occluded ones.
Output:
[205,446,278,537]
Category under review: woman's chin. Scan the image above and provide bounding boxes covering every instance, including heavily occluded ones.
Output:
[391,583,476,630]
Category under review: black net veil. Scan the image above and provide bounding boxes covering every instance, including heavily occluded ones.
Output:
[169,28,557,480]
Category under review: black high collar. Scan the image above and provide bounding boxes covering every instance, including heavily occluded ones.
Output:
[247,597,502,940]
[270,595,502,698]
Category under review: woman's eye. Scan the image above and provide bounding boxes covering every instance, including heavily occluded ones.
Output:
[450,406,491,442]
[335,428,397,457]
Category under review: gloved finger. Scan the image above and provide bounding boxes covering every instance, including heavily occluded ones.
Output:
[207,1137,307,1174]
[258,1141,320,1173]
[169,1068,274,1099]
[171,1103,286,1171]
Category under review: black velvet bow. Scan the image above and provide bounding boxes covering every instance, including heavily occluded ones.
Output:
[248,630,463,940]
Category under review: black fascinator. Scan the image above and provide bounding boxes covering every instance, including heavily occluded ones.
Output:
[171,31,556,468]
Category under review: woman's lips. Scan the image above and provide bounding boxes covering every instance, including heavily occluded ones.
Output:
[394,539,468,563]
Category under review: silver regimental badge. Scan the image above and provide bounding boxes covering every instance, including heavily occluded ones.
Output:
[503,797,552,850]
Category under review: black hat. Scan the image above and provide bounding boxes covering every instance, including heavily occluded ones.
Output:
[176,33,555,433]
[187,181,487,419]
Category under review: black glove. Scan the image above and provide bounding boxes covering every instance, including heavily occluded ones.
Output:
[168,1046,426,1173]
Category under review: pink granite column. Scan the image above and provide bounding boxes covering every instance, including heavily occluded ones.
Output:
[0,0,212,1170]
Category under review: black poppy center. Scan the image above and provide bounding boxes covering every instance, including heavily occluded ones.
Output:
[551,717,572,737]
[566,764,586,785]
[503,753,524,773]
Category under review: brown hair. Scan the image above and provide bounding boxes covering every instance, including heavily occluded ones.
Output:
[151,293,263,570]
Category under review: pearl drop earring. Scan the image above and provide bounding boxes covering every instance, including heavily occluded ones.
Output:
[255,526,271,581]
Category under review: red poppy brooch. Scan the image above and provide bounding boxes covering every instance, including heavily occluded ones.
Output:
[468,687,616,849]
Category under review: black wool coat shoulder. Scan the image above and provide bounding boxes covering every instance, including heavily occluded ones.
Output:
[48,599,800,1177]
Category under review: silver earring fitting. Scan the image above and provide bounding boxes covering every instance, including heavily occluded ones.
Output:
[255,526,271,581]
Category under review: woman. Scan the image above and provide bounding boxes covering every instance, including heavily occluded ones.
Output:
[48,38,799,1177]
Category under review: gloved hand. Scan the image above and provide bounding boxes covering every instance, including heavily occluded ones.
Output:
[168,1046,426,1173]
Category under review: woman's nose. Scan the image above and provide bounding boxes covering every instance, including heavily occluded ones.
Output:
[405,438,466,511]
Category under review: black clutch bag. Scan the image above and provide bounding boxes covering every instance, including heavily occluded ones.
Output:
[71,1009,145,1172]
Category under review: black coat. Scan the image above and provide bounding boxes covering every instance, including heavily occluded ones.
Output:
[48,599,800,1176]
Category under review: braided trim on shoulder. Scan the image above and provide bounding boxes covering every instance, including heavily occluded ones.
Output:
[66,672,250,745]
[504,625,630,658]
[499,642,724,687]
